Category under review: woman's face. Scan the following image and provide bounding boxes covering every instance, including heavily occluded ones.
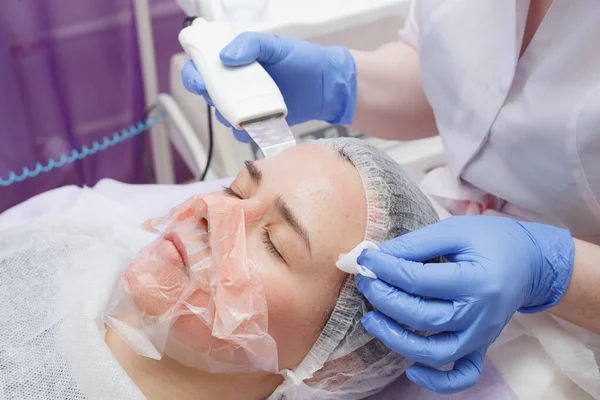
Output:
[123,144,367,371]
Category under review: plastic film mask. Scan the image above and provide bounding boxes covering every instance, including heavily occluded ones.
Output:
[104,195,279,374]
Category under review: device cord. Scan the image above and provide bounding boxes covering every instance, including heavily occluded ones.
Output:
[200,104,214,181]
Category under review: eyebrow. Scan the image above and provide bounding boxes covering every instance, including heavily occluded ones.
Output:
[244,160,311,253]
[274,195,312,253]
[244,161,262,185]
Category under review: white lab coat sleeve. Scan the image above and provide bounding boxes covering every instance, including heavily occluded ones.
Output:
[399,0,420,49]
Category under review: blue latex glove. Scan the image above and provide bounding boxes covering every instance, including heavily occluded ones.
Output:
[355,215,575,394]
[181,32,357,142]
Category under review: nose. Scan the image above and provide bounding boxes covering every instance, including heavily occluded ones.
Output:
[198,216,209,232]
[194,193,266,232]
[194,198,210,232]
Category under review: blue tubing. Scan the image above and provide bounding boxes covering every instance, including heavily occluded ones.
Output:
[0,113,166,187]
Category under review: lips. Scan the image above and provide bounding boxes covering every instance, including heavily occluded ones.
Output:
[164,231,188,267]
[163,228,212,270]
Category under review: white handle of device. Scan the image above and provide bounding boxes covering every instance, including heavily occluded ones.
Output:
[178,18,288,130]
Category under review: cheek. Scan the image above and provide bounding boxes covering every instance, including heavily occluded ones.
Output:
[253,255,347,368]
[250,250,295,320]
[263,272,295,320]
[248,249,308,358]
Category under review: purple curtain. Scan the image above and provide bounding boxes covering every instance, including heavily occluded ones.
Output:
[0,0,190,212]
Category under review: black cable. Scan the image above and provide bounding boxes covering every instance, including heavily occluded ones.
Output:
[143,104,157,117]
[200,104,214,181]
[183,16,198,28]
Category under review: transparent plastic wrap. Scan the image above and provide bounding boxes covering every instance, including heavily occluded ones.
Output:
[104,194,279,374]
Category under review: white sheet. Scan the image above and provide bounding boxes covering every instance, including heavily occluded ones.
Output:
[2,178,598,400]
[0,178,232,230]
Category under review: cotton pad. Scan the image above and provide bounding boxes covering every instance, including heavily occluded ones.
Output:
[336,241,379,279]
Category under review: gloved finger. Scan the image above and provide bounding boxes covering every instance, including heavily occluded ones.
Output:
[377,218,471,261]
[233,129,253,143]
[406,347,486,394]
[212,110,252,143]
[181,60,214,105]
[355,276,468,332]
[361,311,462,368]
[220,32,288,66]
[214,110,232,127]
[357,250,472,300]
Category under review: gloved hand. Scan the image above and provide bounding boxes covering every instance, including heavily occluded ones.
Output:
[355,215,575,394]
[181,32,357,142]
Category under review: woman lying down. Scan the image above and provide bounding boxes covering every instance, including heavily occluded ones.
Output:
[0,138,439,400]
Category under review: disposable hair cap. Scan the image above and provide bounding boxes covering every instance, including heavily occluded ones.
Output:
[269,137,440,400]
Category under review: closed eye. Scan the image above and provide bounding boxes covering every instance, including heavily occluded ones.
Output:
[222,185,243,199]
[262,228,285,262]
[222,185,285,263]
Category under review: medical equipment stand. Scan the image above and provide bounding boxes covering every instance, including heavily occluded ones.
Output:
[133,0,176,184]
